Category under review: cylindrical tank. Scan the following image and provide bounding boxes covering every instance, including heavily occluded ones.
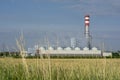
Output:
[75,47,80,50]
[92,47,98,51]
[57,47,63,50]
[48,47,54,50]
[40,47,45,51]
[65,47,71,51]
[83,47,89,50]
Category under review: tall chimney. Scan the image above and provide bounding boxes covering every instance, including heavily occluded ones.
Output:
[84,15,92,49]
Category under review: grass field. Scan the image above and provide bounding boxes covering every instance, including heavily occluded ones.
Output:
[0,58,120,80]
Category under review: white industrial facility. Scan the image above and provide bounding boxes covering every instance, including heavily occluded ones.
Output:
[27,45,111,57]
[26,15,112,57]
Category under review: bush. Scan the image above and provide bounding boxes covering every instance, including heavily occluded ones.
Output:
[112,51,120,58]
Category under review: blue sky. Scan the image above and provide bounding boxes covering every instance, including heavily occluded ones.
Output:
[0,0,120,51]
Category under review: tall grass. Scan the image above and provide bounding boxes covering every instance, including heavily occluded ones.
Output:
[1,34,118,80]
[16,33,30,80]
[0,58,120,80]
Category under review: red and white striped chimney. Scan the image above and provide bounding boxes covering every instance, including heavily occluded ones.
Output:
[85,15,90,26]
[84,15,90,37]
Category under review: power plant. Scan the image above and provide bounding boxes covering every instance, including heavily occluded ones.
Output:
[26,15,112,57]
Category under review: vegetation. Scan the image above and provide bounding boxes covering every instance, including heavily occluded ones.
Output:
[1,51,120,58]
[112,51,120,58]
[0,58,120,80]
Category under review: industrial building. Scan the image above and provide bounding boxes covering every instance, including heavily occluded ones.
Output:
[26,15,112,57]
[27,46,111,57]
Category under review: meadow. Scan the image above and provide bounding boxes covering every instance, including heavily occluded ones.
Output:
[0,58,120,80]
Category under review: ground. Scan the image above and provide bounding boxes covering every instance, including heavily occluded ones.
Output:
[0,58,120,80]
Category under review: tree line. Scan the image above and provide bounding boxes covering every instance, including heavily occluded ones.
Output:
[0,51,120,58]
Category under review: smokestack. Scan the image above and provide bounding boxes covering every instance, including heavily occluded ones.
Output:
[85,15,90,38]
[84,15,92,49]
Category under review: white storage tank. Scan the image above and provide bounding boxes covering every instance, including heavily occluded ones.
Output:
[57,47,63,50]
[40,47,45,51]
[83,47,89,50]
[75,47,80,50]
[48,47,54,50]
[92,47,98,51]
[65,47,71,51]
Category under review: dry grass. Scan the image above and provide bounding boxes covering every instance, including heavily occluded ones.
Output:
[0,58,120,80]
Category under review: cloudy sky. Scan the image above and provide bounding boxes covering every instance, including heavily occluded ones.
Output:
[0,0,120,51]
